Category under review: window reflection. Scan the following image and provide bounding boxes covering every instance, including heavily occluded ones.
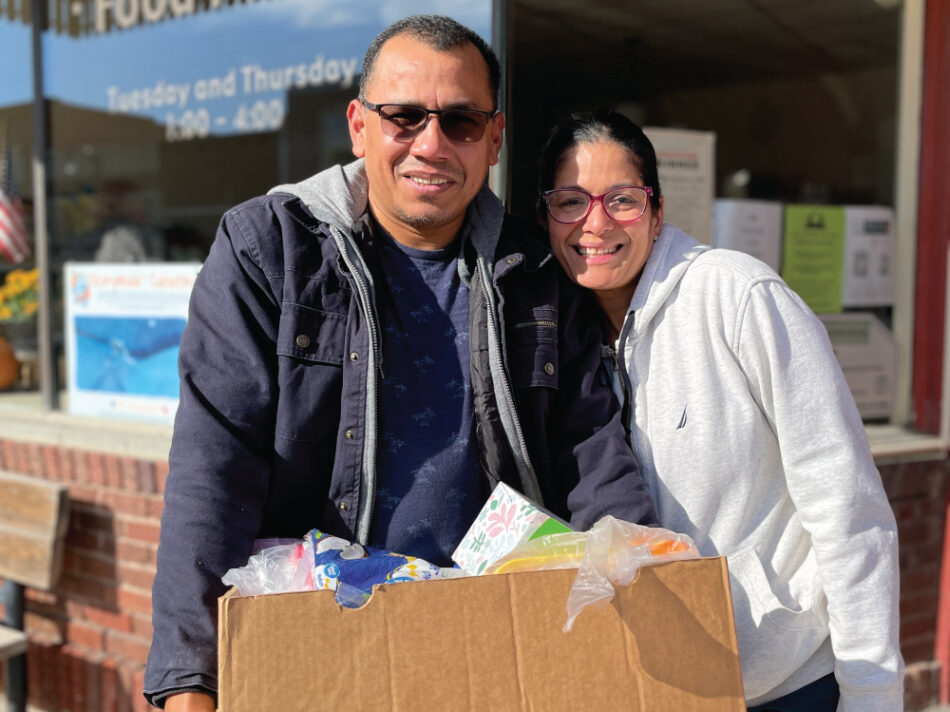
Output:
[0,19,36,392]
[0,2,492,399]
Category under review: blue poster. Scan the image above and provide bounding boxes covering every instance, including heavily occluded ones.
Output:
[74,315,186,396]
[65,263,201,424]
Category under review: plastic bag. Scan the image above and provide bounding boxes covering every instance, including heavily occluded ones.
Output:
[221,540,314,596]
[563,515,699,631]
[481,531,588,574]
[221,530,465,607]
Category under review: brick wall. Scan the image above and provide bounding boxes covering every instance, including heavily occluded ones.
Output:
[0,436,167,712]
[881,456,950,710]
[0,434,948,711]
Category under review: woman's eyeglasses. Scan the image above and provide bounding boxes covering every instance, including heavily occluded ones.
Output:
[361,101,497,143]
[542,186,654,224]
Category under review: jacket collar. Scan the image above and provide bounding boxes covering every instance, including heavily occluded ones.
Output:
[269,160,552,274]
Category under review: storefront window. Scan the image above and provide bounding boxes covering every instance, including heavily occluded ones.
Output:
[0,1,491,412]
[506,0,907,426]
[0,19,36,393]
[4,0,922,433]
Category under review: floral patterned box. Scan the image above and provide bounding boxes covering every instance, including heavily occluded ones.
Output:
[452,483,572,575]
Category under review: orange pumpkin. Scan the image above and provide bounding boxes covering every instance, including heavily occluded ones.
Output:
[0,337,20,390]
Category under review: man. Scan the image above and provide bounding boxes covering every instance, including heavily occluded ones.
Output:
[144,15,656,711]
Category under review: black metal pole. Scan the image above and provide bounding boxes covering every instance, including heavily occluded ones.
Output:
[1,579,26,712]
[489,0,509,204]
[31,0,56,410]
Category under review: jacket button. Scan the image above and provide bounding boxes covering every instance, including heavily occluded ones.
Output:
[349,352,359,361]
[295,334,311,348]
[344,430,354,439]
[338,501,349,511]
[544,362,555,376]
[506,256,518,265]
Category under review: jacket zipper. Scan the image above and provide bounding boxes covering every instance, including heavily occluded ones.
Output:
[513,319,557,329]
[329,226,380,544]
[614,313,637,455]
[477,255,542,503]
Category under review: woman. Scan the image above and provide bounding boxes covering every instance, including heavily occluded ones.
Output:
[538,109,902,711]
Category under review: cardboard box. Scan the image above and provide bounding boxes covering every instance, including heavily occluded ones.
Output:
[218,557,744,711]
[820,312,897,420]
[712,199,783,273]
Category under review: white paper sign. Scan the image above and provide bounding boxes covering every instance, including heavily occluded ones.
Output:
[712,199,783,272]
[820,313,897,420]
[644,127,716,245]
[64,262,201,424]
[842,206,895,307]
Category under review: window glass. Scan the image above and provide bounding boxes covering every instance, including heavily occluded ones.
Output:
[0,20,35,393]
[507,0,902,424]
[0,0,491,402]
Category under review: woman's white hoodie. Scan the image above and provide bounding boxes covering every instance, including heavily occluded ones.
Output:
[612,224,903,710]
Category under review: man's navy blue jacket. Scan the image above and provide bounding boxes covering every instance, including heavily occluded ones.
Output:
[144,161,657,706]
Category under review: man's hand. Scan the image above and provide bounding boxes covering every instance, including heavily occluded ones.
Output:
[163,692,215,712]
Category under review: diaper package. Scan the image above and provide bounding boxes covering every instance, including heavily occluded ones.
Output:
[222,529,462,607]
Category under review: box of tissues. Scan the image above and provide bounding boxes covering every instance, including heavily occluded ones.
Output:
[452,483,572,575]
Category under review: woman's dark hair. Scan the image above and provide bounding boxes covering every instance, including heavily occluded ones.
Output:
[537,108,662,220]
[359,15,501,110]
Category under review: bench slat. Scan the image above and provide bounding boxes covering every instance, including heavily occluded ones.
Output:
[0,470,68,536]
[0,531,65,590]
[0,471,69,590]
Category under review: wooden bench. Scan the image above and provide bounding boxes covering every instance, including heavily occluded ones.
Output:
[0,471,69,712]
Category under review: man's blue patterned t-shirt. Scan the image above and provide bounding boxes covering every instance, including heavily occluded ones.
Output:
[369,228,487,566]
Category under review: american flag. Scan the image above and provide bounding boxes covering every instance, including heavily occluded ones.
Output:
[0,126,31,264]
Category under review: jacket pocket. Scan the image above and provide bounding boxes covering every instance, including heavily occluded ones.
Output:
[726,547,828,700]
[277,303,346,365]
[507,307,559,389]
[275,302,346,441]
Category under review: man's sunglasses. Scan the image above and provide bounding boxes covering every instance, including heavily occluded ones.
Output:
[361,101,497,143]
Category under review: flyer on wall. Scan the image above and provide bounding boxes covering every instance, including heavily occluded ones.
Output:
[643,126,716,245]
[64,262,201,424]
[781,204,846,314]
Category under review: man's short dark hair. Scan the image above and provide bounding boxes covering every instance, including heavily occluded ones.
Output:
[359,14,501,110]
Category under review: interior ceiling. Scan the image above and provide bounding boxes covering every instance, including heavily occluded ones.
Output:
[510,0,900,97]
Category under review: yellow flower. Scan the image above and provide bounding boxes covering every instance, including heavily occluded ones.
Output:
[0,268,38,324]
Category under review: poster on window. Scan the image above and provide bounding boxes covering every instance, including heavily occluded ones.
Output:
[643,127,716,245]
[842,205,895,307]
[781,205,846,314]
[64,262,201,424]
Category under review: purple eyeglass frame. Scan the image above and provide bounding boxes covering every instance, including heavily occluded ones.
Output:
[542,186,654,224]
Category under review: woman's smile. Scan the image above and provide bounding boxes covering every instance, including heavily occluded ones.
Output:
[547,140,662,307]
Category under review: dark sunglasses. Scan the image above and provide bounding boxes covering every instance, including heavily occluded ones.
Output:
[361,101,497,143]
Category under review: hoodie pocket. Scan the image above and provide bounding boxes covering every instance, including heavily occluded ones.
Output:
[507,307,559,389]
[726,547,828,700]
